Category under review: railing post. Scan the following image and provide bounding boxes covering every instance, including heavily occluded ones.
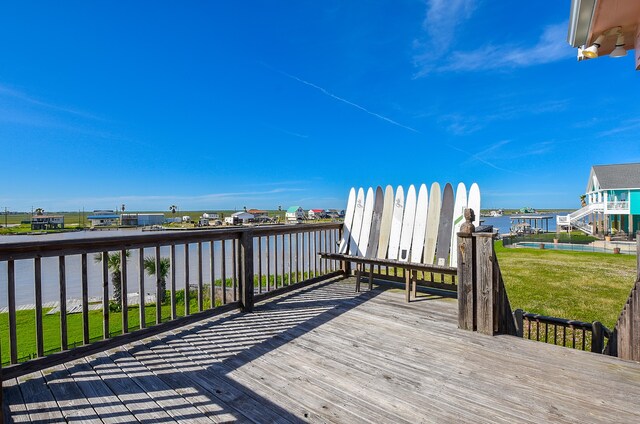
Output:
[592,321,604,354]
[239,229,255,312]
[637,231,640,282]
[474,232,496,335]
[457,209,475,331]
[514,309,524,337]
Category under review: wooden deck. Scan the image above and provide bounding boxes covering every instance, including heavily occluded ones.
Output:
[4,277,640,423]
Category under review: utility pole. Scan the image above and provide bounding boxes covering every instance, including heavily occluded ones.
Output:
[3,206,7,228]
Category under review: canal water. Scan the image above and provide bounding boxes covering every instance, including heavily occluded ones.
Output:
[481,213,562,236]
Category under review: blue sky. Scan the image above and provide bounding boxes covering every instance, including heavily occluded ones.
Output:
[1,1,638,212]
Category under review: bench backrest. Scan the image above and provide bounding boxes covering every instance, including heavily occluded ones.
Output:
[338,182,480,267]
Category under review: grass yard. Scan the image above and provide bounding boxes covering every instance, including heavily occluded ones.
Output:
[495,242,637,329]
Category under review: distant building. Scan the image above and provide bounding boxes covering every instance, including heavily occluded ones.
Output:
[247,209,268,217]
[121,213,165,226]
[31,215,64,230]
[198,212,221,227]
[225,211,254,225]
[286,206,305,223]
[87,211,120,227]
[325,209,340,219]
[308,209,325,219]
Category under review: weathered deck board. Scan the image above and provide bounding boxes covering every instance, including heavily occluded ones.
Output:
[4,277,640,423]
[42,363,101,423]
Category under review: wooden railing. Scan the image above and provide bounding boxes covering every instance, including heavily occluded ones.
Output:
[0,223,341,380]
[457,229,517,336]
[457,212,624,357]
[514,310,611,354]
[609,232,640,360]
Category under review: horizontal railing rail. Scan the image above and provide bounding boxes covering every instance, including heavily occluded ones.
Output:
[514,309,612,354]
[0,222,342,379]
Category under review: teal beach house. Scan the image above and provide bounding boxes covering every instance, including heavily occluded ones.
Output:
[557,163,640,238]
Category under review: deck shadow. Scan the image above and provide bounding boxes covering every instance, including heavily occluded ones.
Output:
[5,277,389,423]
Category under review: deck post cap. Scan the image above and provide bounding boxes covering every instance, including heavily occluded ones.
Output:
[459,208,475,234]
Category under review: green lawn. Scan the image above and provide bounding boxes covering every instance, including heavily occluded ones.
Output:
[495,242,637,329]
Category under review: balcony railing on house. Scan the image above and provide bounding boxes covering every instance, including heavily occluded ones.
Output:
[0,223,343,378]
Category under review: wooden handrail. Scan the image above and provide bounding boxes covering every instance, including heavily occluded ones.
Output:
[0,222,342,381]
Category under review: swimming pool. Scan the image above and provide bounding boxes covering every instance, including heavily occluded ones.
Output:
[515,242,636,254]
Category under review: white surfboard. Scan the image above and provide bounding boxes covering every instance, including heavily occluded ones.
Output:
[410,184,428,263]
[366,186,385,258]
[348,188,366,256]
[423,182,441,264]
[357,187,375,257]
[377,185,394,259]
[338,187,357,254]
[387,186,405,260]
[450,182,468,267]
[468,183,481,228]
[398,185,417,262]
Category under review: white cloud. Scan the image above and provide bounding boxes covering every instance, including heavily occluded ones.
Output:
[413,0,477,77]
[422,21,571,74]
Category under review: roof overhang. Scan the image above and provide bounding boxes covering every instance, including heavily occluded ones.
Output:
[568,0,640,69]
[568,0,597,48]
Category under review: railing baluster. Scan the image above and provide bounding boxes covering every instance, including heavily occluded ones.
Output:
[34,257,44,357]
[102,251,109,339]
[184,243,190,316]
[276,234,285,288]
[572,325,576,349]
[288,233,292,285]
[266,235,271,292]
[197,242,203,312]
[210,240,215,309]
[121,250,128,334]
[221,239,227,304]
[296,232,300,282]
[59,256,67,351]
[155,245,162,324]
[318,230,329,274]
[274,234,279,289]
[139,248,145,330]
[8,259,17,364]
[81,253,89,344]
[314,231,319,277]
[307,231,311,279]
[258,236,263,293]
[544,322,548,343]
[232,239,238,302]
[170,244,176,320]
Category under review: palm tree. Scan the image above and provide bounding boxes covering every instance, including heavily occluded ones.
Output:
[169,205,177,215]
[143,256,170,304]
[34,208,45,215]
[94,251,130,310]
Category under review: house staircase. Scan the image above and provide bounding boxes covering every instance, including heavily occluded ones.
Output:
[556,203,604,235]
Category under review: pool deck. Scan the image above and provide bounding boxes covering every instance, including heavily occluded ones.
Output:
[4,277,640,423]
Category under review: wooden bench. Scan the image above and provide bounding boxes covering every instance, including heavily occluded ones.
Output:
[321,183,480,301]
